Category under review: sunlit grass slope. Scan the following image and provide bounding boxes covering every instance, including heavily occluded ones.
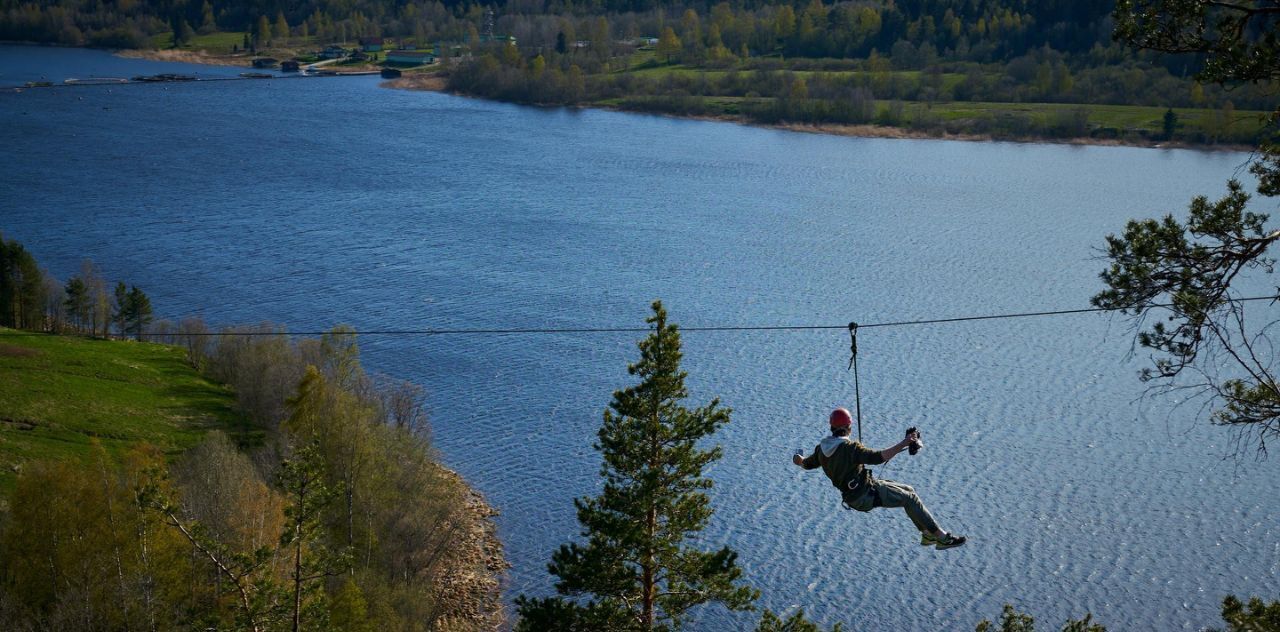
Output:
[0,329,256,492]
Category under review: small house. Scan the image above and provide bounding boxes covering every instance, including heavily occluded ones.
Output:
[386,50,436,65]
[320,45,347,60]
[360,37,384,52]
[281,60,300,72]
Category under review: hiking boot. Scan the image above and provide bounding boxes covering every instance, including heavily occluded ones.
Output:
[934,533,966,550]
[920,532,938,546]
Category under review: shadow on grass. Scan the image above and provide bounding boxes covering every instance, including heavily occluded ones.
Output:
[160,378,265,448]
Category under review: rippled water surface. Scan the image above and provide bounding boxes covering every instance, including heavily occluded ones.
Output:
[3,45,1277,630]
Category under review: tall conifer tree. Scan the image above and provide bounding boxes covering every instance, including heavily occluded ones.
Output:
[125,285,153,340]
[516,301,756,631]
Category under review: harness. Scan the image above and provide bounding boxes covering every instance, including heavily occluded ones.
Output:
[842,485,882,511]
[817,442,882,511]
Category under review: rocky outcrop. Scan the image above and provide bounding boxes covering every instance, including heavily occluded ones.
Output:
[432,473,509,631]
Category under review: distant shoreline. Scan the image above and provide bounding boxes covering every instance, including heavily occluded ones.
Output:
[383,77,1255,153]
[6,42,1251,153]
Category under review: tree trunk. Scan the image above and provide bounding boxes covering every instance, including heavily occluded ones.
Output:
[642,384,661,630]
[97,457,132,631]
[642,505,655,630]
[293,514,303,632]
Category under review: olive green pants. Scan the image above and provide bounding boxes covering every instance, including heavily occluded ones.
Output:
[847,479,941,534]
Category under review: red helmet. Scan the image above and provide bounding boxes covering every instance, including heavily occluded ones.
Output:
[829,408,853,429]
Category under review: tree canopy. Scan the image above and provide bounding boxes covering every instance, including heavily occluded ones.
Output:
[515,300,756,630]
[1096,0,1280,454]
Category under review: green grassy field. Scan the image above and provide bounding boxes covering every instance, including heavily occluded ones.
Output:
[0,330,256,492]
[590,52,1264,142]
[146,30,318,54]
[597,89,1262,142]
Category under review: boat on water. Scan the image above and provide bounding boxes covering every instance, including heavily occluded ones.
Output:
[64,77,129,85]
[130,74,197,82]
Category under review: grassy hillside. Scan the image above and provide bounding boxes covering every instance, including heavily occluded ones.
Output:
[0,329,257,493]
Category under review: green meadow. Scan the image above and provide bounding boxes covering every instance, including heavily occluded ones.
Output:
[0,329,257,493]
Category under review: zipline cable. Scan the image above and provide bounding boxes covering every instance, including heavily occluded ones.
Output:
[1,295,1276,337]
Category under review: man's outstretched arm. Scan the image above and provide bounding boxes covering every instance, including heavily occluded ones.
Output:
[792,448,821,469]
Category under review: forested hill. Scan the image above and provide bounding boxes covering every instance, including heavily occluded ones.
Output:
[0,233,508,629]
[1,0,1125,63]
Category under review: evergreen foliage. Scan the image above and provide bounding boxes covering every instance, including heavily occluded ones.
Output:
[756,608,845,632]
[976,597,1280,632]
[515,300,756,630]
[1220,595,1280,631]
[277,440,346,632]
[124,285,154,340]
[63,276,88,330]
[1162,107,1178,140]
[1096,0,1280,454]
[974,604,1106,632]
[0,236,45,330]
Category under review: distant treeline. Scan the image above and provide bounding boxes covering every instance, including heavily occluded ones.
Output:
[0,0,1208,79]
[0,237,501,629]
[448,46,1268,144]
[2,0,1119,58]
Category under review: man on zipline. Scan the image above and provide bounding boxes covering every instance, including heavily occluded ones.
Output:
[793,408,965,550]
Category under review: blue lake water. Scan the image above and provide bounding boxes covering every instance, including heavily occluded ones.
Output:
[2,45,1277,629]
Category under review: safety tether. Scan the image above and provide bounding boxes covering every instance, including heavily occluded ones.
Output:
[847,322,862,443]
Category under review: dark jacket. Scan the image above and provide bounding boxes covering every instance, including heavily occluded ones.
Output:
[801,435,885,503]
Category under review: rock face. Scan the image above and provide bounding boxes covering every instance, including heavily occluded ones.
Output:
[432,471,509,631]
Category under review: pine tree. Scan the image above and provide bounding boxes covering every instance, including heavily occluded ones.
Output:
[1162,108,1178,140]
[515,301,757,631]
[757,609,845,632]
[0,237,46,330]
[125,285,153,340]
[1102,0,1280,452]
[274,11,290,41]
[278,441,347,632]
[1220,595,1280,631]
[64,276,88,332]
